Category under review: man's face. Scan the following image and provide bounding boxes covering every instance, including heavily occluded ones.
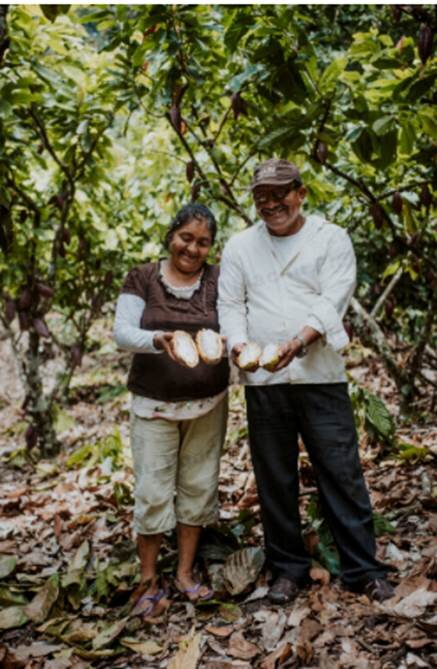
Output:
[253,183,307,236]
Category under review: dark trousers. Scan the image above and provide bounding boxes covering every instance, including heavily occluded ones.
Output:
[245,383,388,586]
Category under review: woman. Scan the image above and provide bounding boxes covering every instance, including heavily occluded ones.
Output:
[114,203,229,616]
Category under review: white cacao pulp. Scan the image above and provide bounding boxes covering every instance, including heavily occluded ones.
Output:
[196,329,224,365]
[237,342,262,371]
[171,331,199,368]
[259,343,282,372]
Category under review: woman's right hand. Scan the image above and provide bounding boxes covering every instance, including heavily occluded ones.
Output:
[153,332,178,361]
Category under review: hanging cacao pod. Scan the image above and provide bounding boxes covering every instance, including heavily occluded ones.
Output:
[186,160,195,183]
[388,243,398,258]
[419,183,432,208]
[18,287,32,311]
[385,299,395,318]
[62,228,71,245]
[191,182,201,201]
[231,92,248,120]
[18,311,31,331]
[25,424,38,449]
[5,297,16,323]
[391,5,402,23]
[37,282,54,299]
[33,318,50,338]
[392,191,403,215]
[418,24,433,65]
[71,343,83,366]
[170,104,182,133]
[315,141,328,165]
[369,202,385,229]
[103,270,113,287]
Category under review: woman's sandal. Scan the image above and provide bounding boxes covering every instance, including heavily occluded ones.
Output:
[131,588,168,618]
[174,579,213,602]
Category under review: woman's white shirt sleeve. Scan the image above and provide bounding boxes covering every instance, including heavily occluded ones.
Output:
[113,293,162,354]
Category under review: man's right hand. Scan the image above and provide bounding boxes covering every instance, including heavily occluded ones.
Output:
[153,332,178,361]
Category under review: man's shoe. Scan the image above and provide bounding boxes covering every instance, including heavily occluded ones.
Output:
[362,577,395,602]
[268,577,300,605]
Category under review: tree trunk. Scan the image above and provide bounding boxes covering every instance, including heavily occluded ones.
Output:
[26,331,60,457]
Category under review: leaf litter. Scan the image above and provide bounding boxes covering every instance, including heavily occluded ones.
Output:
[0,323,436,667]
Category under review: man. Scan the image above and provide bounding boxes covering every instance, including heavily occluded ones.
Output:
[218,158,394,604]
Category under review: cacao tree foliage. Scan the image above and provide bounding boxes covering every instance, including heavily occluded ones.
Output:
[0,5,435,455]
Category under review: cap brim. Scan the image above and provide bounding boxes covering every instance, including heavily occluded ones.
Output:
[250,178,295,191]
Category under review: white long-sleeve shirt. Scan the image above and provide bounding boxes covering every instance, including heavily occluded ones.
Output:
[218,214,356,386]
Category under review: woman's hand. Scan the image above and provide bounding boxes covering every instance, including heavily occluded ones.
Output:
[153,332,178,362]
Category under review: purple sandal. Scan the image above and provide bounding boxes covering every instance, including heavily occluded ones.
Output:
[175,580,213,602]
[131,588,167,617]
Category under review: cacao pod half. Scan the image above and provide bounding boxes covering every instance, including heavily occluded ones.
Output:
[259,343,282,372]
[196,329,224,365]
[237,342,261,371]
[171,331,199,368]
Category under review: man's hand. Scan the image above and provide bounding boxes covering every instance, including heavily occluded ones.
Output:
[153,332,178,362]
[231,342,260,371]
[268,338,302,372]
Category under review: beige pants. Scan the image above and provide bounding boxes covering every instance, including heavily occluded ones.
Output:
[130,397,228,535]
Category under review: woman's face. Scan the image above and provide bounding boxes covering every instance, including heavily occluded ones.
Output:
[168,217,213,274]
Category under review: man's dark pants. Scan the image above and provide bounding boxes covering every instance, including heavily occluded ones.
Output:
[245,383,387,587]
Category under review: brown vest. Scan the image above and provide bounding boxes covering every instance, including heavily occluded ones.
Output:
[121,262,229,401]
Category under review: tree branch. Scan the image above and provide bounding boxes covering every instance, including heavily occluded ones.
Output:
[370,267,403,318]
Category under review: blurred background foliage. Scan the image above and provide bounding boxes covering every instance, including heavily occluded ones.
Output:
[0,4,435,453]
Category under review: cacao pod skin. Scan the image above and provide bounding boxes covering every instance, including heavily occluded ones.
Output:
[191,182,201,201]
[418,23,433,65]
[385,299,395,318]
[18,287,32,311]
[25,424,38,449]
[33,318,50,338]
[5,298,16,323]
[231,92,248,120]
[392,191,403,215]
[71,343,83,366]
[420,183,432,208]
[37,282,54,299]
[186,160,195,183]
[196,329,224,365]
[315,140,328,165]
[18,311,31,331]
[369,202,385,229]
[171,330,199,368]
[170,104,182,133]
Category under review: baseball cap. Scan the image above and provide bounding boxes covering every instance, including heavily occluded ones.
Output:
[250,159,301,191]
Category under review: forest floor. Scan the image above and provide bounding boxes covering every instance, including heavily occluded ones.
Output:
[0,319,436,669]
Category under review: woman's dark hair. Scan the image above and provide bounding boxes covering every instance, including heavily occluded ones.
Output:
[164,203,217,249]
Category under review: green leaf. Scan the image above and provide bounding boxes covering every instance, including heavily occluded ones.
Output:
[373,512,396,536]
[365,393,395,440]
[319,57,347,94]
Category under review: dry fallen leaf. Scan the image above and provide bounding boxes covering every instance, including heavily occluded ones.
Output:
[228,631,260,660]
[168,630,202,669]
[389,587,437,618]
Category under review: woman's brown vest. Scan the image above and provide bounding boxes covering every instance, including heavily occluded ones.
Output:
[121,262,229,401]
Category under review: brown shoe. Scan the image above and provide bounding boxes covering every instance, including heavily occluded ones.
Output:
[362,578,395,602]
[268,577,300,604]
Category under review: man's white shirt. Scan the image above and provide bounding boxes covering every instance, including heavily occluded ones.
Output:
[218,214,356,385]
